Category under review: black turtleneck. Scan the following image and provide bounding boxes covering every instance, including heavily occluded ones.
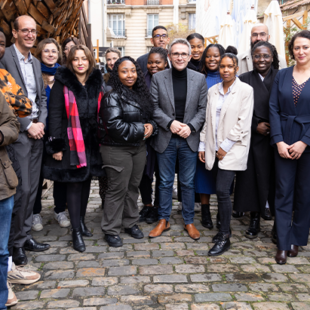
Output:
[188,58,200,71]
[172,66,187,123]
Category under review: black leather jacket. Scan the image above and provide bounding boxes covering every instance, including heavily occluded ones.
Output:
[98,90,158,146]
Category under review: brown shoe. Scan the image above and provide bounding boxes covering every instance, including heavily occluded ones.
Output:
[184,224,200,240]
[149,219,170,238]
[275,250,287,265]
[288,245,298,257]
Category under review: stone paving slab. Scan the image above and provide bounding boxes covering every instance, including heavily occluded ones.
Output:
[10,180,310,309]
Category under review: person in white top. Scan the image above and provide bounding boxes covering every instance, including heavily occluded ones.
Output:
[199,52,254,256]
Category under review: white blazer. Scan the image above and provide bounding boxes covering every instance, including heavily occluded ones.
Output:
[200,77,254,171]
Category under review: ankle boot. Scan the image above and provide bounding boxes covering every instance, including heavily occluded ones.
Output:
[80,217,93,237]
[208,233,231,256]
[72,228,86,252]
[216,212,221,229]
[201,204,213,229]
[245,212,260,239]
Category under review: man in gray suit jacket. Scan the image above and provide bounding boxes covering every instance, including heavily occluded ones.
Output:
[0,16,50,266]
[149,38,207,240]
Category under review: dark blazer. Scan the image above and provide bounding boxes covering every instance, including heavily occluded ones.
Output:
[98,89,158,147]
[269,66,310,150]
[0,45,47,132]
[136,53,149,74]
[43,67,104,183]
[150,68,207,153]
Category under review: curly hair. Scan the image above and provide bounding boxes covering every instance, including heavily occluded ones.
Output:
[108,56,154,120]
[251,41,279,70]
[288,30,310,60]
[148,47,168,63]
[200,44,225,76]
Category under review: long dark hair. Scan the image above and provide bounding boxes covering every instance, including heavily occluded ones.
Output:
[200,44,225,76]
[109,56,153,120]
[252,41,279,70]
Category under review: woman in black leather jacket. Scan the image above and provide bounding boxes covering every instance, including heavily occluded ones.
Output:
[98,56,158,247]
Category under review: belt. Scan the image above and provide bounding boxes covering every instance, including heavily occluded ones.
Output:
[280,113,310,145]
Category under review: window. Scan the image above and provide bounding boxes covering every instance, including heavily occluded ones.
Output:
[188,0,196,2]
[107,0,125,3]
[108,14,125,37]
[117,47,125,56]
[147,14,159,37]
[188,13,196,31]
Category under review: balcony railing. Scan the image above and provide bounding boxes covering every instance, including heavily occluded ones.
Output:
[147,0,160,5]
[111,28,126,37]
[107,0,125,4]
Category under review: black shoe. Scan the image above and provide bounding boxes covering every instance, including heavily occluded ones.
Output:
[124,224,144,239]
[212,228,231,243]
[208,234,231,256]
[145,207,158,224]
[139,206,150,222]
[262,207,272,220]
[216,213,221,229]
[232,211,245,218]
[201,204,213,229]
[72,228,85,252]
[105,234,123,247]
[80,217,93,237]
[245,212,260,239]
[13,247,28,266]
[24,238,50,252]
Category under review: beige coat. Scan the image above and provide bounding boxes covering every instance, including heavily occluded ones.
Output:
[237,48,287,75]
[200,77,254,171]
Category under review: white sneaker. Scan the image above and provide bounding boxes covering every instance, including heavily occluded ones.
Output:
[32,214,43,231]
[54,211,71,228]
[7,263,41,284]
[5,281,18,307]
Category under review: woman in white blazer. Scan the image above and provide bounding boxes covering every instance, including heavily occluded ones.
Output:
[199,53,254,256]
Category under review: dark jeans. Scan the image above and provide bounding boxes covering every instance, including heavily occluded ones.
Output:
[215,167,236,235]
[66,179,91,230]
[0,196,14,309]
[139,164,159,206]
[156,136,197,225]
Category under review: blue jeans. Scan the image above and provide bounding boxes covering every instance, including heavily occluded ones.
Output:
[157,136,197,224]
[0,196,14,310]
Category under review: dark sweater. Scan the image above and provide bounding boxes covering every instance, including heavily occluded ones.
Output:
[172,66,187,122]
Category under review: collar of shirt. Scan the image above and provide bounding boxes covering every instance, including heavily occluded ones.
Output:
[13,44,32,63]
[218,78,237,96]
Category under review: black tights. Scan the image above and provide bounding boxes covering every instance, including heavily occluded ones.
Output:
[66,179,91,229]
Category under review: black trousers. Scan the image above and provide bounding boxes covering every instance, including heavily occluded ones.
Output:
[274,149,310,250]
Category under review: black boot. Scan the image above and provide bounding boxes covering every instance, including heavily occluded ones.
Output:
[216,212,221,229]
[72,228,85,252]
[139,206,150,222]
[80,217,93,237]
[208,233,230,256]
[212,228,231,243]
[201,204,213,229]
[245,212,260,239]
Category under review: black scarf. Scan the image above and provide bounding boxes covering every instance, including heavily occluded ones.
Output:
[251,67,278,121]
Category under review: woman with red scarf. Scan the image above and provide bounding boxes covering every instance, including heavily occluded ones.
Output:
[43,45,104,252]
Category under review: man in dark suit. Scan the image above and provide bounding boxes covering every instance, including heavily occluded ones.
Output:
[137,25,170,73]
[149,38,207,240]
[0,15,50,266]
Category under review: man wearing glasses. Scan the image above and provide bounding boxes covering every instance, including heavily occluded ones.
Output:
[238,23,287,75]
[137,25,171,73]
[148,38,207,240]
[0,15,49,267]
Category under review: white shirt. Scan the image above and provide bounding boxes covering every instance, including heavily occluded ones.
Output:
[199,80,236,153]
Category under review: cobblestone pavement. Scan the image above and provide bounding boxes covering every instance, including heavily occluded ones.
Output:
[10,180,310,310]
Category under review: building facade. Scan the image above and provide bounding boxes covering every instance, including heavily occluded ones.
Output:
[89,0,196,60]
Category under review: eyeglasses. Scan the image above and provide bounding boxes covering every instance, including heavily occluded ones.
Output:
[253,54,271,60]
[171,52,189,59]
[251,32,267,38]
[43,49,58,54]
[19,28,37,35]
[153,34,168,39]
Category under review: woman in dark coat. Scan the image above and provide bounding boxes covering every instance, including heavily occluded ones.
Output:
[234,41,279,239]
[269,30,310,265]
[98,56,158,248]
[44,45,105,252]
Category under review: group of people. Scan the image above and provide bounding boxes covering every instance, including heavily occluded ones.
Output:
[0,13,310,309]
